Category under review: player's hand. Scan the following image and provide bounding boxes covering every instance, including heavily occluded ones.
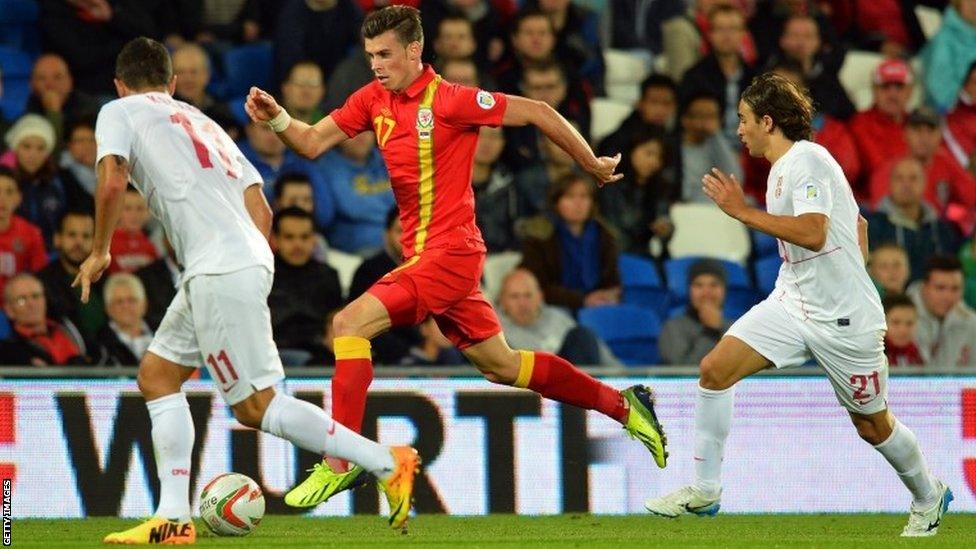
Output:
[245,87,281,123]
[587,154,624,186]
[71,252,111,304]
[696,302,724,330]
[702,168,748,220]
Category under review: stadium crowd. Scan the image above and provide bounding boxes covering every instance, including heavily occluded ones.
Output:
[0,0,975,368]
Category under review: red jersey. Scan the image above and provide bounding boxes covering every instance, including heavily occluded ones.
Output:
[109,228,159,273]
[0,215,48,295]
[331,66,507,259]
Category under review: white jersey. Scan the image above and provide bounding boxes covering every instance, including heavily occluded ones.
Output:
[95,92,272,282]
[765,140,884,334]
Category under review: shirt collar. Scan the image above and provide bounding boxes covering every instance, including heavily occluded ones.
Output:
[401,65,437,99]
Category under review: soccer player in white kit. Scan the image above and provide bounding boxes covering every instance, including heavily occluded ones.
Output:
[644,73,952,537]
[73,38,419,544]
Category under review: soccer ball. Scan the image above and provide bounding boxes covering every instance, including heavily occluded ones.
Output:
[198,473,264,536]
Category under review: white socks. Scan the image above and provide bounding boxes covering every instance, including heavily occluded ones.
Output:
[147,393,194,521]
[693,385,735,498]
[874,419,939,507]
[260,393,394,476]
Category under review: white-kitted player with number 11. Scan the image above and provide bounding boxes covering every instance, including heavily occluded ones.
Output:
[644,72,951,537]
[73,37,420,545]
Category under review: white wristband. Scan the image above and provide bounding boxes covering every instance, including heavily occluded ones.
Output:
[267,109,292,133]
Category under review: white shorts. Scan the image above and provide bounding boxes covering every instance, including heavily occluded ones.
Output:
[726,297,888,414]
[148,266,284,405]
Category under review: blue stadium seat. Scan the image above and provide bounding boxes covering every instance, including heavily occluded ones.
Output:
[227,96,250,127]
[664,257,751,301]
[222,42,273,98]
[755,256,783,295]
[724,287,759,319]
[618,254,669,315]
[578,304,661,366]
[0,0,40,53]
[752,229,779,259]
[0,45,33,78]
[0,310,10,342]
[0,76,29,120]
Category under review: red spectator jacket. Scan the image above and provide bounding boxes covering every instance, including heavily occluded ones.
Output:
[849,106,908,198]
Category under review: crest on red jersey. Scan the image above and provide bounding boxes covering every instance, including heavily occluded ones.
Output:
[417,107,434,140]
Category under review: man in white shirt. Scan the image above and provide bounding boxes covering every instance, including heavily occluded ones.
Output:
[644,72,951,537]
[73,37,418,544]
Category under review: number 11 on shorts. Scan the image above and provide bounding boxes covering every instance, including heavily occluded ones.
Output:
[206,350,238,386]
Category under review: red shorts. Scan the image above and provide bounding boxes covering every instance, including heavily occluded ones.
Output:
[367,247,502,349]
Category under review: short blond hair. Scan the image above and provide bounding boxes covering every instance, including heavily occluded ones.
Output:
[104,273,147,305]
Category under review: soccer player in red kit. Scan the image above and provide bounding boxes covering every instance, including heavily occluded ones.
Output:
[246,5,668,508]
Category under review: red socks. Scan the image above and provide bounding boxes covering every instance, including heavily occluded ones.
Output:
[328,336,374,471]
[514,351,628,424]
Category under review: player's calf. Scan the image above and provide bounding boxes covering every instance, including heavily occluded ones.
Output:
[850,410,894,445]
[231,388,276,429]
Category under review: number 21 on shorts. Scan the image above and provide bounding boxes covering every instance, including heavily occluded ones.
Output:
[849,371,881,404]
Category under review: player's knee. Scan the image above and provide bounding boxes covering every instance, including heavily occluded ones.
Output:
[137,358,180,400]
[474,351,520,385]
[851,415,891,445]
[331,308,360,337]
[698,353,733,390]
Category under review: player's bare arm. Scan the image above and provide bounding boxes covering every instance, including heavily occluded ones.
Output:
[72,154,129,303]
[245,86,348,159]
[857,214,869,264]
[244,183,273,239]
[502,95,623,185]
[703,167,828,252]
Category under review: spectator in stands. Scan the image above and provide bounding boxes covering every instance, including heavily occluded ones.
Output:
[439,57,482,87]
[272,172,330,262]
[317,131,394,255]
[4,114,65,249]
[323,44,374,112]
[473,126,523,252]
[520,173,621,312]
[239,118,318,191]
[849,59,913,192]
[826,0,925,57]
[599,73,680,159]
[268,208,342,352]
[679,4,758,146]
[135,237,179,331]
[770,60,861,185]
[868,243,911,298]
[497,268,617,365]
[599,127,676,256]
[432,14,478,67]
[909,255,976,366]
[944,60,976,172]
[350,206,402,300]
[513,131,578,215]
[523,0,606,95]
[961,237,976,309]
[659,258,732,365]
[304,308,341,366]
[58,116,97,213]
[109,187,159,274]
[171,44,239,138]
[273,0,363,84]
[678,92,743,203]
[38,0,178,96]
[494,10,561,92]
[868,157,961,281]
[170,0,263,47]
[921,0,976,112]
[399,317,465,366]
[0,167,46,296]
[38,210,106,342]
[26,54,98,146]
[608,0,685,55]
[98,273,153,365]
[0,272,90,365]
[421,0,507,67]
[883,293,924,367]
[281,61,327,125]
[749,0,841,64]
[346,206,417,364]
[521,62,590,139]
[663,0,757,83]
[771,13,854,120]
[869,107,976,234]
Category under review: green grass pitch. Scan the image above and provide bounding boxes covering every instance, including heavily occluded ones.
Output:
[12,514,976,547]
